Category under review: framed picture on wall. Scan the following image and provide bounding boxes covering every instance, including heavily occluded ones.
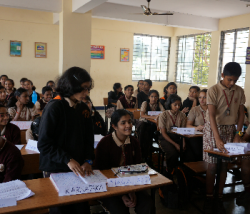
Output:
[10,40,22,57]
[120,48,129,62]
[91,45,105,59]
[35,42,47,58]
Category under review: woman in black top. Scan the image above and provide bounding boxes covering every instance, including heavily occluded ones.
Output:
[38,67,94,214]
[108,83,124,108]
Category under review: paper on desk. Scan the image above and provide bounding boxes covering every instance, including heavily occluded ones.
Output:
[172,128,203,135]
[94,135,104,149]
[25,140,40,153]
[0,198,17,208]
[79,170,107,184]
[15,145,24,150]
[10,121,32,130]
[148,111,162,116]
[226,143,250,152]
[107,175,151,187]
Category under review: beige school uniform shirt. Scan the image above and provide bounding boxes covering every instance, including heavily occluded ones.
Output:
[35,99,48,111]
[116,96,138,110]
[187,105,206,126]
[139,101,165,122]
[206,81,245,125]
[8,106,37,121]
[158,110,187,133]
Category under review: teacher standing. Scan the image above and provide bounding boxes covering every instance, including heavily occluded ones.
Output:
[38,67,94,214]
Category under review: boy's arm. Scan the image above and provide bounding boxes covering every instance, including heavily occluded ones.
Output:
[208,104,228,153]
[234,104,244,142]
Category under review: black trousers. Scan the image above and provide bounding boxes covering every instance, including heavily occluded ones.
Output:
[43,172,90,214]
[101,191,153,214]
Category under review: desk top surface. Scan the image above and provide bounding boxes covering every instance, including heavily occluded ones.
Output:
[20,144,39,156]
[0,170,172,214]
[204,149,250,158]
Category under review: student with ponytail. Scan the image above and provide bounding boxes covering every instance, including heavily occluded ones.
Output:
[24,80,40,102]
[5,79,16,101]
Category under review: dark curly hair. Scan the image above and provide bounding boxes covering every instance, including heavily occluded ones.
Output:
[165,94,182,110]
[55,67,93,98]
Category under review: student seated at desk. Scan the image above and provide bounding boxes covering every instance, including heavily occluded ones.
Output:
[117,85,138,110]
[0,104,21,145]
[0,137,23,183]
[24,80,40,103]
[108,83,124,108]
[137,79,152,108]
[159,82,177,109]
[137,90,164,161]
[133,80,144,98]
[47,80,57,98]
[20,77,28,89]
[38,67,94,214]
[26,117,41,142]
[35,86,52,111]
[182,86,200,116]
[158,94,187,173]
[7,88,37,121]
[5,79,16,101]
[0,75,8,87]
[96,109,153,214]
[0,86,7,106]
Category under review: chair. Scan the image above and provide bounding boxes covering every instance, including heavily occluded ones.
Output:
[133,110,140,120]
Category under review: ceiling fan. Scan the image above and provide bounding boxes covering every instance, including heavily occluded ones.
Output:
[140,0,173,16]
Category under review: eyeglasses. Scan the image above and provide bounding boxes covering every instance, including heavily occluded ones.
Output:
[0,113,10,118]
[82,87,91,92]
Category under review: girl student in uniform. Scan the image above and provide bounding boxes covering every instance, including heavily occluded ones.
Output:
[38,67,94,214]
[0,75,8,87]
[117,85,138,110]
[0,86,7,106]
[24,80,40,102]
[137,90,164,161]
[7,88,37,121]
[158,94,187,173]
[95,109,153,214]
[134,80,144,98]
[5,79,16,101]
[203,62,248,214]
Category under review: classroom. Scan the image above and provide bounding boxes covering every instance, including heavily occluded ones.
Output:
[1,0,250,214]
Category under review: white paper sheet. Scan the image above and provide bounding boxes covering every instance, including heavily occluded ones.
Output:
[0,198,17,208]
[15,145,24,150]
[10,121,32,130]
[94,135,104,149]
[176,128,195,135]
[25,140,40,153]
[227,143,250,152]
[107,175,151,187]
[148,111,162,116]
[79,170,107,184]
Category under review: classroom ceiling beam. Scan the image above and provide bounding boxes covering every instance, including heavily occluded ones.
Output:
[72,0,108,13]
[92,3,219,31]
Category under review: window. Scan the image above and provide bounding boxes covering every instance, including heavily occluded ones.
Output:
[218,28,249,88]
[132,34,171,81]
[176,33,212,86]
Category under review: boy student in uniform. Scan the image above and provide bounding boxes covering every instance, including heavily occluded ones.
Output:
[7,88,37,121]
[20,78,28,88]
[182,86,200,116]
[35,86,52,111]
[38,67,94,214]
[96,109,153,214]
[0,104,21,145]
[134,80,144,98]
[46,80,57,98]
[108,83,124,108]
[137,79,152,108]
[158,94,187,173]
[5,79,16,101]
[24,80,40,102]
[117,85,138,110]
[0,75,8,87]
[0,86,7,106]
[203,62,248,214]
[137,90,164,161]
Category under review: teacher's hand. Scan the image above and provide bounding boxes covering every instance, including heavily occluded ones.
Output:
[81,162,94,177]
[67,159,84,176]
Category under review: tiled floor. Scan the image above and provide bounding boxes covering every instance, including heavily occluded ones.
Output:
[95,110,250,214]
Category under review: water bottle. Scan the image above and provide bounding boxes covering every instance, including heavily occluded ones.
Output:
[32,91,37,104]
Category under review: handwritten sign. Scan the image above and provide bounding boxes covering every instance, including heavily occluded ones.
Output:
[0,198,17,208]
[26,140,40,153]
[227,143,250,152]
[59,182,107,196]
[148,111,162,116]
[10,121,32,130]
[176,128,195,135]
[107,175,151,187]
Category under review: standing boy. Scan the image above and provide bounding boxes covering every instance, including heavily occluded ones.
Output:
[137,79,152,108]
[203,62,246,214]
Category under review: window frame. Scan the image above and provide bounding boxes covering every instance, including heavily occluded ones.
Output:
[132,33,171,82]
[217,27,250,84]
[175,32,212,86]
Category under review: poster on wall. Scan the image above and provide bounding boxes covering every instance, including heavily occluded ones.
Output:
[91,45,105,59]
[35,42,47,58]
[246,47,250,64]
[10,40,22,57]
[120,48,129,62]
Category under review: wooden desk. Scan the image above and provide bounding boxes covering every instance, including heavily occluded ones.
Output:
[0,170,172,214]
[20,130,26,144]
[146,118,157,124]
[21,145,41,175]
[126,108,140,113]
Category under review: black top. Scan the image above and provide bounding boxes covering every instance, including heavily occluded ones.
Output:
[182,97,199,116]
[38,98,94,172]
[137,91,149,109]
[108,91,124,108]
[29,91,40,103]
